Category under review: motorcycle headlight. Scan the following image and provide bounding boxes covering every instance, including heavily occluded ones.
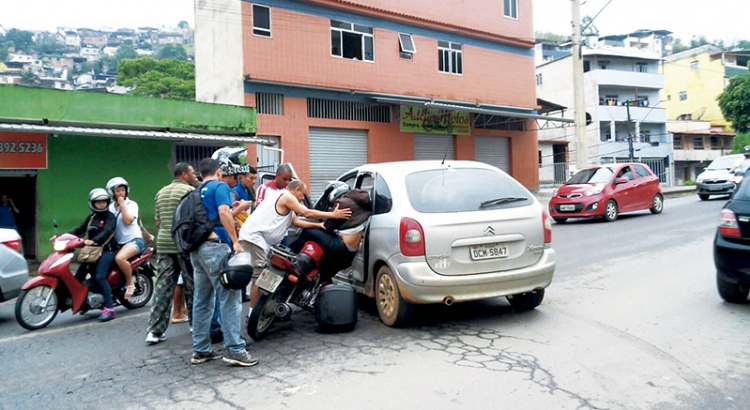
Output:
[585,186,604,196]
[53,240,69,252]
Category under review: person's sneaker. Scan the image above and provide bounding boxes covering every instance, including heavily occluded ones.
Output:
[191,351,222,364]
[98,307,116,322]
[145,332,167,345]
[222,351,259,367]
[210,330,224,344]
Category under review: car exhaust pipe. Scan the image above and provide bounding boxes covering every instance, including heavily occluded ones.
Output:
[274,303,291,318]
[443,297,454,306]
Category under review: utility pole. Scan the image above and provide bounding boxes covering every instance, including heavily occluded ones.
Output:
[571,0,588,169]
[626,101,635,162]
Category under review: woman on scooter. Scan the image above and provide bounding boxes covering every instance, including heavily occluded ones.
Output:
[51,188,119,321]
[106,177,143,300]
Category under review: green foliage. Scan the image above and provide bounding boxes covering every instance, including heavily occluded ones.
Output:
[5,29,34,52]
[0,44,8,62]
[32,32,65,55]
[535,31,569,44]
[731,133,750,153]
[155,44,188,61]
[116,57,195,100]
[115,45,138,61]
[672,38,689,54]
[718,76,750,133]
[683,180,696,186]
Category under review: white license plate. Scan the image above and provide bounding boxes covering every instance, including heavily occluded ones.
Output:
[709,185,724,191]
[560,204,575,211]
[256,268,284,293]
[470,243,508,261]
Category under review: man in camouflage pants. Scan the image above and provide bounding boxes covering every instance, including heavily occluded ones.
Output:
[145,163,198,345]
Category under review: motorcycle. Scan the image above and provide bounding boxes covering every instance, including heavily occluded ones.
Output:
[246,241,358,341]
[15,233,155,330]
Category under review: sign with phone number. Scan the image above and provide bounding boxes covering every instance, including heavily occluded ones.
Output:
[0,132,47,169]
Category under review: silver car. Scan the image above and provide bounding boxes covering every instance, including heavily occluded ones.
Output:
[0,228,29,302]
[329,160,556,327]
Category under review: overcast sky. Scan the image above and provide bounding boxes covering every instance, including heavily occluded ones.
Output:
[534,0,750,45]
[2,0,746,45]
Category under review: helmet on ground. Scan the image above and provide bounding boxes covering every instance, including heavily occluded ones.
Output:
[106,177,129,198]
[744,145,750,156]
[220,252,254,290]
[88,188,111,212]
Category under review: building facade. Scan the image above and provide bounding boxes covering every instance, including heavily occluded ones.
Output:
[536,47,671,185]
[196,0,550,198]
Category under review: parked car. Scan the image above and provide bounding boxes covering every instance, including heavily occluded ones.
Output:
[548,163,663,223]
[696,154,744,201]
[319,160,555,327]
[714,176,750,303]
[0,228,29,302]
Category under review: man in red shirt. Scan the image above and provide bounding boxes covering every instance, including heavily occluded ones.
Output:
[254,164,294,208]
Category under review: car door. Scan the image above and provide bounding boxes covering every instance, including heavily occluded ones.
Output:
[611,165,637,212]
[632,164,659,210]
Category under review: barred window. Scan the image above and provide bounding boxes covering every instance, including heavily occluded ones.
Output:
[256,92,283,115]
[307,98,391,122]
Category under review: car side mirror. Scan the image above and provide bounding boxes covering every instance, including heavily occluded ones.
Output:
[615,177,629,185]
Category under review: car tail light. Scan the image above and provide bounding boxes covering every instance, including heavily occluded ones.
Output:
[542,210,552,244]
[399,217,425,257]
[719,209,741,238]
[2,238,22,252]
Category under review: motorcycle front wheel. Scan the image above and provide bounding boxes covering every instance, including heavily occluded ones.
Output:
[15,285,59,330]
[247,284,290,341]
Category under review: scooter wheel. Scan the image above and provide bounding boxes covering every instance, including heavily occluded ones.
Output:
[15,285,59,330]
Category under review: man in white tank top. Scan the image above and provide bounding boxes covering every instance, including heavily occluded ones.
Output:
[238,180,351,309]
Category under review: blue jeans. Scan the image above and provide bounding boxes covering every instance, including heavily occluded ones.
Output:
[94,251,116,309]
[190,241,245,354]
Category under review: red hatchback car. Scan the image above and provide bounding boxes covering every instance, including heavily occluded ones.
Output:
[549,163,664,223]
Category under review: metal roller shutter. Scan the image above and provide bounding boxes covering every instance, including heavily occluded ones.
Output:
[475,136,510,172]
[414,134,455,160]
[309,128,367,200]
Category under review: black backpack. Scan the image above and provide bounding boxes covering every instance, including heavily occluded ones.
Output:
[171,181,217,253]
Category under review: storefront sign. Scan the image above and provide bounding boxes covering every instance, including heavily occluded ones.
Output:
[399,105,471,135]
[0,132,47,169]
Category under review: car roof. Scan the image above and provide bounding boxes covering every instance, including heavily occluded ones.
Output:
[349,160,502,177]
[582,162,645,170]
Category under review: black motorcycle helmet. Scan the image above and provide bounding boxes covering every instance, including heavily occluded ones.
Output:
[219,252,254,290]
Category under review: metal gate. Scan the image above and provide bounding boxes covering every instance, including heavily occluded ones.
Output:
[617,157,667,183]
[309,128,367,200]
[256,136,280,173]
[474,136,510,173]
[414,134,455,160]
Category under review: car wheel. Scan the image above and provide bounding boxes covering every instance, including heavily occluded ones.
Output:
[698,194,709,201]
[717,274,749,304]
[649,194,664,214]
[375,266,412,327]
[507,289,545,311]
[603,200,618,222]
[553,217,567,224]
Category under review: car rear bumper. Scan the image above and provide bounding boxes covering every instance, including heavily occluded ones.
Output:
[392,249,555,304]
[714,234,750,282]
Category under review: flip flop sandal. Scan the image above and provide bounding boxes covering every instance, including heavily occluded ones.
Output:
[125,285,136,299]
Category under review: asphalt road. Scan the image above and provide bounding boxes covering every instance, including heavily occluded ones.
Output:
[1,192,746,410]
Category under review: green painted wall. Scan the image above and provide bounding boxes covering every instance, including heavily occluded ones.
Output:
[36,134,173,256]
[0,85,256,133]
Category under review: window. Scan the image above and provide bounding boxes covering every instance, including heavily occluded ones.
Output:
[710,136,721,149]
[398,33,416,59]
[535,73,543,85]
[604,95,619,105]
[636,62,648,73]
[639,129,651,143]
[679,91,687,101]
[438,41,463,75]
[331,20,374,62]
[503,0,518,18]
[598,60,610,70]
[673,136,682,149]
[252,4,271,37]
[693,137,703,150]
[690,60,698,71]
[256,92,283,115]
[538,151,543,168]
[634,165,650,179]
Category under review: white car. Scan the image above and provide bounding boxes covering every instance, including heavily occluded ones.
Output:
[328,160,556,327]
[0,228,29,302]
[696,154,744,200]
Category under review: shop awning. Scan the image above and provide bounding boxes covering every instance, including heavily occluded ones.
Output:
[0,122,275,145]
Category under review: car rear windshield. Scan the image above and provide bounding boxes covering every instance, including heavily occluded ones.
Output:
[567,167,614,184]
[736,179,750,199]
[709,156,741,170]
[405,167,532,213]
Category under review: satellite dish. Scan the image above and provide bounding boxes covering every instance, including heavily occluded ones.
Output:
[692,106,707,121]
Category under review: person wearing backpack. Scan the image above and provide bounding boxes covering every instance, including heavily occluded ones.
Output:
[145,163,198,345]
[189,158,258,367]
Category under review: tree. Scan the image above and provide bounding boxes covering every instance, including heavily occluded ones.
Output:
[718,75,750,134]
[5,29,34,53]
[33,32,65,55]
[732,133,750,153]
[115,45,138,61]
[535,31,569,44]
[155,44,188,61]
[116,57,195,100]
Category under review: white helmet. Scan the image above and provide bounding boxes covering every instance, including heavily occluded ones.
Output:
[88,188,111,213]
[106,177,129,198]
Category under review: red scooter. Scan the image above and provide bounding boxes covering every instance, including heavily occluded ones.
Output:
[14,233,155,330]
